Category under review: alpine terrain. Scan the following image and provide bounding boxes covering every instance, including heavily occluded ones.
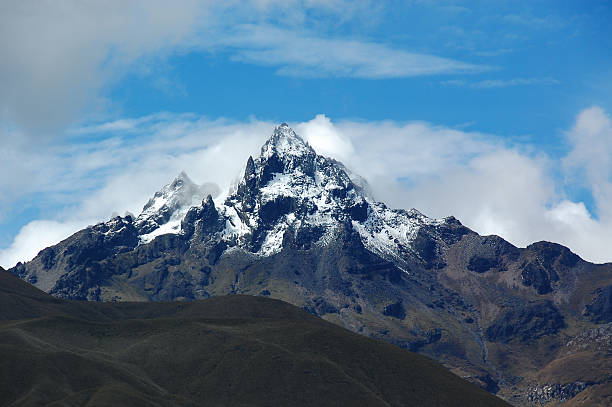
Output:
[0,267,509,406]
[9,124,612,406]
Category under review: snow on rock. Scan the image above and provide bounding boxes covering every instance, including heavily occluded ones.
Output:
[208,123,447,261]
[260,123,313,159]
[134,171,216,243]
[98,123,447,265]
[353,204,445,264]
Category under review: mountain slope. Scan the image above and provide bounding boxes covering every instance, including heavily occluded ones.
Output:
[9,124,612,405]
[0,269,509,407]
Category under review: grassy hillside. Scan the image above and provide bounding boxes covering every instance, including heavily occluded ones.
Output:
[0,270,509,407]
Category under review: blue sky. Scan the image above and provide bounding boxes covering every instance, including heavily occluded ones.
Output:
[1,1,612,266]
[109,1,611,138]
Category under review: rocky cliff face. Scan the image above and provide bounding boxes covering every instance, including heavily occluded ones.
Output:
[9,124,612,406]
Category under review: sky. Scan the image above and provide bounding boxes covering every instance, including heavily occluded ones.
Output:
[1,0,612,267]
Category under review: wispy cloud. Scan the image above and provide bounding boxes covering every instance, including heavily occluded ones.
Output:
[0,1,486,136]
[502,13,565,30]
[441,77,559,89]
[220,25,488,79]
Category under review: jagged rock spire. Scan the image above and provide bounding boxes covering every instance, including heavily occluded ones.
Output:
[181,194,221,239]
[135,171,218,240]
[253,124,318,187]
[245,156,256,178]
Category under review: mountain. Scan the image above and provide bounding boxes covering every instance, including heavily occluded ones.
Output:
[9,124,612,406]
[0,269,509,407]
[135,170,218,242]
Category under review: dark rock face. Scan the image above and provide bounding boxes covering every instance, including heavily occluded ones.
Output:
[303,297,339,316]
[206,241,227,265]
[259,196,296,225]
[468,256,499,274]
[464,235,519,274]
[282,224,326,251]
[434,216,472,245]
[75,217,140,262]
[520,241,582,295]
[182,195,222,239]
[347,200,369,222]
[39,247,56,270]
[383,300,406,319]
[584,285,612,323]
[412,229,444,269]
[521,261,555,294]
[485,301,565,343]
[476,375,500,394]
[527,241,581,270]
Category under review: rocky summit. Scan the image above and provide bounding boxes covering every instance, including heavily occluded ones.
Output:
[9,124,612,406]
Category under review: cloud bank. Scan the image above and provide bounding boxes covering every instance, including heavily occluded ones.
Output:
[2,107,612,267]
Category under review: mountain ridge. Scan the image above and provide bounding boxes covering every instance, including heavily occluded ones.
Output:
[8,124,612,406]
[0,269,511,407]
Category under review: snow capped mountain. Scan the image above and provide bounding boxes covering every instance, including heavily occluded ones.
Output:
[219,123,367,254]
[130,123,449,264]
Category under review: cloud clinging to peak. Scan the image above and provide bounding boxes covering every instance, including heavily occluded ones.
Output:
[4,107,612,267]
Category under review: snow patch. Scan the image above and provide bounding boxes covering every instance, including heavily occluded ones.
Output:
[139,219,182,243]
[352,202,445,264]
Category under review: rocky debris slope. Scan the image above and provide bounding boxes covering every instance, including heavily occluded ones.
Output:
[9,124,612,406]
[527,382,593,405]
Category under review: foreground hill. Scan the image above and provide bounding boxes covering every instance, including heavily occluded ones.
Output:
[9,124,612,405]
[0,269,508,407]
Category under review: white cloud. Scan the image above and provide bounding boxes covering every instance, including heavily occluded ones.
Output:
[0,0,206,133]
[296,114,354,161]
[564,106,612,217]
[0,220,95,269]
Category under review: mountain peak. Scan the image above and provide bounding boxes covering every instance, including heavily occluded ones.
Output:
[164,170,194,193]
[140,171,197,214]
[175,170,190,182]
[135,171,214,241]
[261,123,314,159]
